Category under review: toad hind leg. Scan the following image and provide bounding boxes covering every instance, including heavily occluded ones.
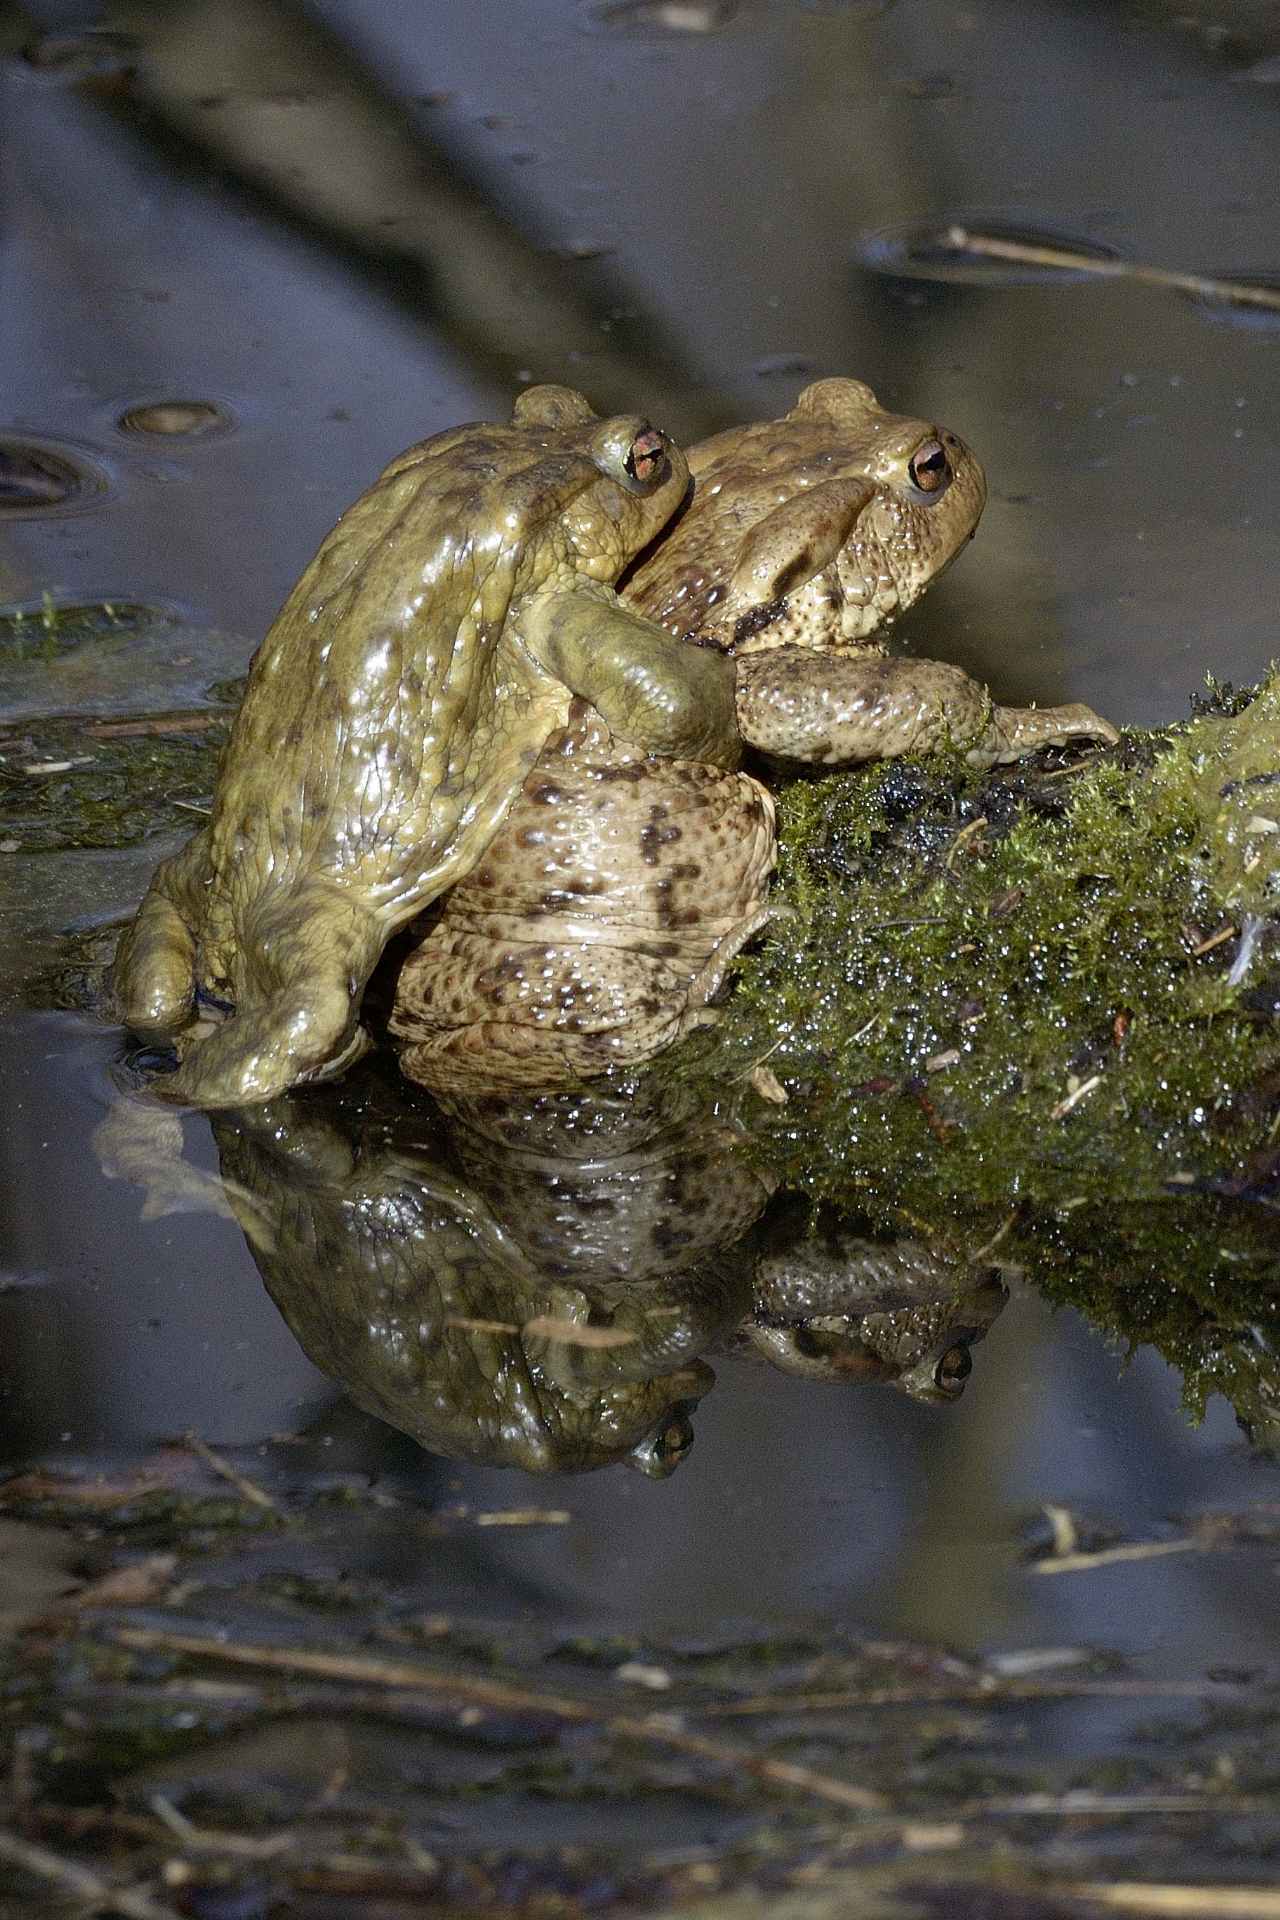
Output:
[735,650,1117,768]
[971,699,1120,765]
[161,882,384,1109]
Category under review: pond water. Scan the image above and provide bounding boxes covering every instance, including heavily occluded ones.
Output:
[3,0,1280,1911]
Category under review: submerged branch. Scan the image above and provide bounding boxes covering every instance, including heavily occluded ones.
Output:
[106,1625,888,1814]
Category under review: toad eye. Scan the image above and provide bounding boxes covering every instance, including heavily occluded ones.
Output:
[656,1413,695,1463]
[933,1343,973,1398]
[908,437,951,497]
[624,426,670,489]
[628,1405,697,1478]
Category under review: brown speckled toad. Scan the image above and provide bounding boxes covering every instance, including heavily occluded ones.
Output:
[389,378,1117,1090]
[634,375,1115,766]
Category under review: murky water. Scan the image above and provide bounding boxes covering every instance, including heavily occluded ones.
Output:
[3,0,1280,1908]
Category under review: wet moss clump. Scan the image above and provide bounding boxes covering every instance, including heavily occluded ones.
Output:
[689,677,1280,1433]
[0,713,227,851]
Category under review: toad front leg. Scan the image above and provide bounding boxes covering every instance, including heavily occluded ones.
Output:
[735,649,1118,768]
[520,583,743,771]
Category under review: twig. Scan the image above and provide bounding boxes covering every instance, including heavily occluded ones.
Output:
[946,227,1280,314]
[1030,1537,1202,1576]
[1045,1503,1079,1556]
[1040,752,1108,780]
[990,1795,1278,1820]
[969,1208,1019,1264]
[697,1676,1245,1716]
[730,1032,788,1083]
[0,1828,181,1920]
[864,917,946,932]
[945,814,988,872]
[106,1627,886,1814]
[181,1431,280,1514]
[473,1509,571,1527]
[443,1315,637,1349]
[1049,1073,1102,1121]
[1070,1885,1280,1917]
[83,711,227,739]
[149,1794,295,1860]
[521,1316,638,1349]
[1191,923,1238,958]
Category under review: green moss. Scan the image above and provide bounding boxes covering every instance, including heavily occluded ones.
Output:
[674,679,1280,1436]
[1175,674,1280,914]
[0,713,227,851]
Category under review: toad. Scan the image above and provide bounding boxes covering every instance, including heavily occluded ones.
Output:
[112,386,740,1108]
[389,377,1116,1090]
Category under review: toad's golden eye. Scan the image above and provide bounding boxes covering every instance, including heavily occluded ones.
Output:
[908,437,951,496]
[624,426,669,488]
[933,1343,973,1396]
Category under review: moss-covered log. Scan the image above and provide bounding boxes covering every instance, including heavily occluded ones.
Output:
[676,676,1280,1440]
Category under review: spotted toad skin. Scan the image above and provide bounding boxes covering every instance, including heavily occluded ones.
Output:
[390,701,773,1089]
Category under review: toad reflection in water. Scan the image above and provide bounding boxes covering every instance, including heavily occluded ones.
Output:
[209,1063,1007,1476]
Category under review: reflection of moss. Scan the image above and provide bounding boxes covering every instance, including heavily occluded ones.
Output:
[0,1483,280,1541]
[0,714,226,851]
[678,679,1280,1435]
[0,596,168,661]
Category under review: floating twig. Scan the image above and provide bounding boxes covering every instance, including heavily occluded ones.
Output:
[698,1676,1247,1717]
[1031,1537,1202,1576]
[473,1509,571,1527]
[443,1314,638,1349]
[521,1315,638,1349]
[60,1555,177,1615]
[1039,752,1109,780]
[149,1795,296,1861]
[0,1828,181,1920]
[19,757,96,776]
[83,711,227,739]
[947,227,1280,314]
[181,1430,280,1514]
[1070,1884,1280,1917]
